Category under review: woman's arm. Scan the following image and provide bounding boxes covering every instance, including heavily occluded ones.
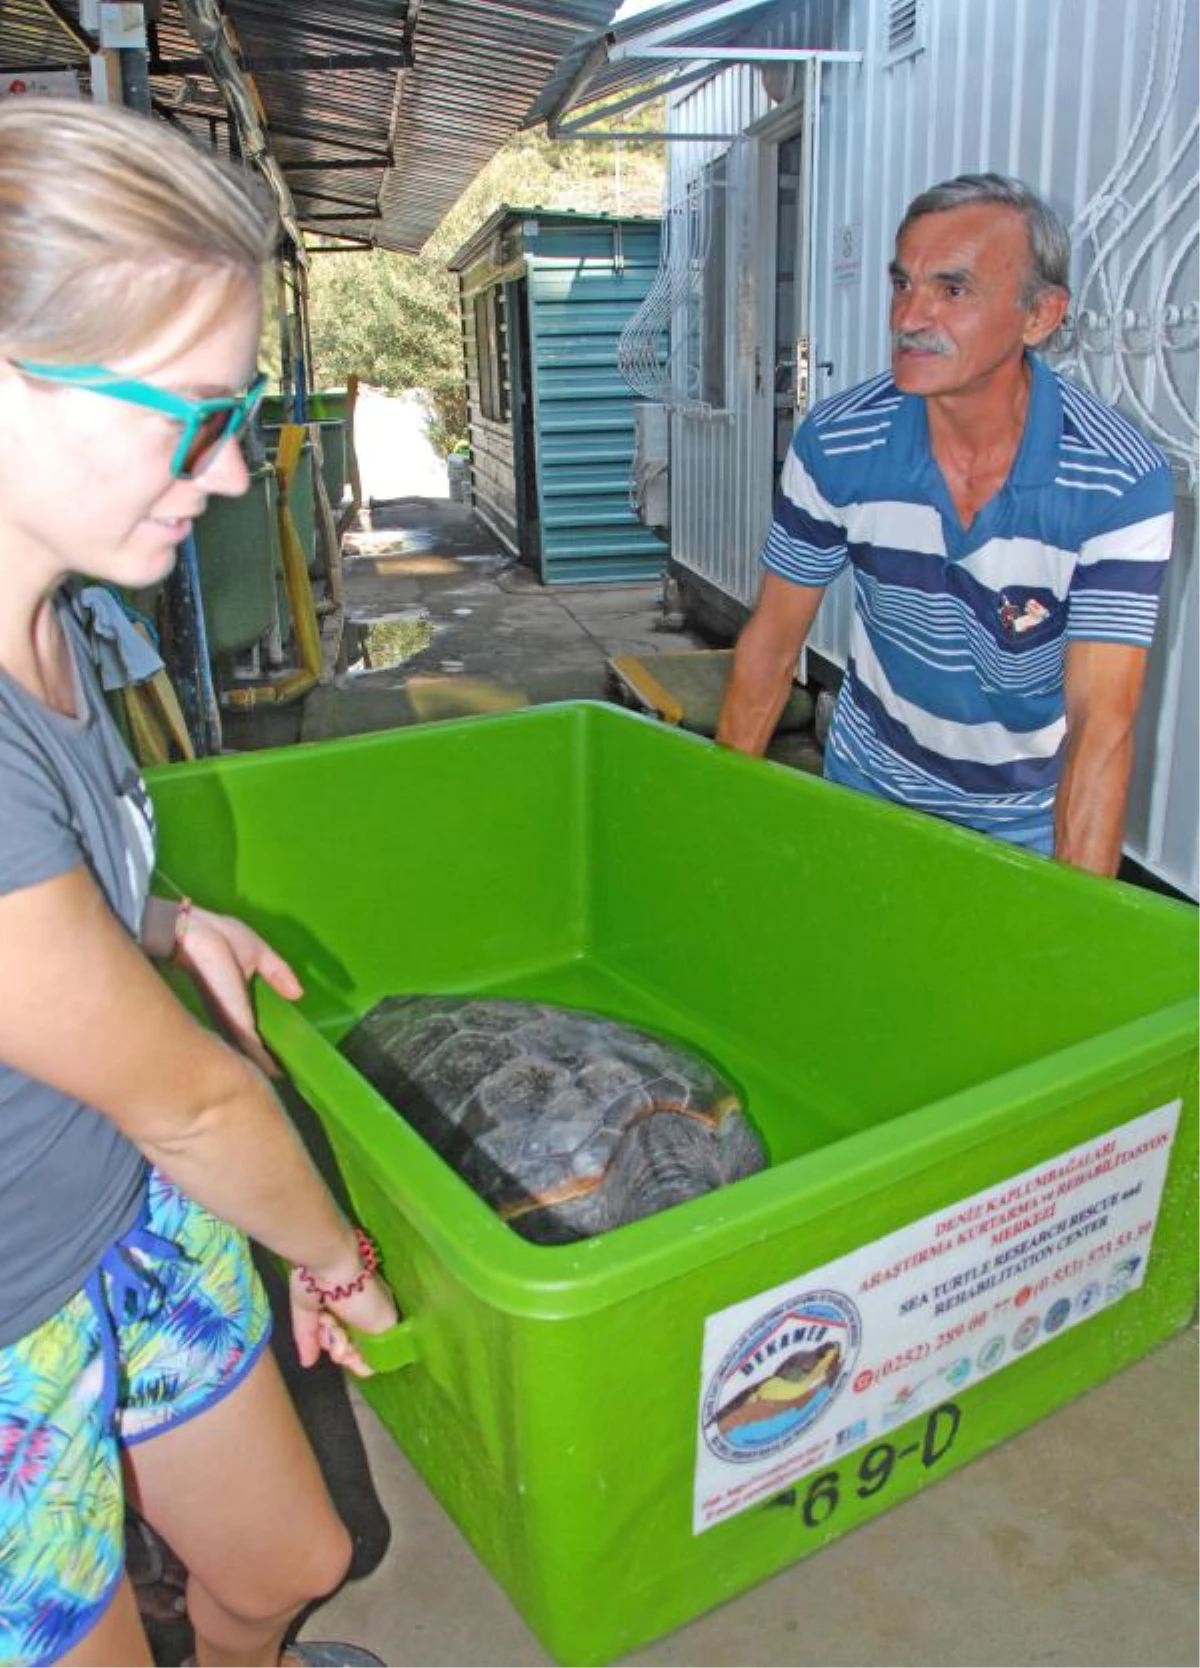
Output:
[2,864,392,1326]
[142,894,302,1076]
[141,893,186,959]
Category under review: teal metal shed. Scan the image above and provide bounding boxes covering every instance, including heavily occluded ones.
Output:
[448,207,666,585]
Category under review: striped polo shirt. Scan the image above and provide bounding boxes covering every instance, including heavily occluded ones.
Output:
[762,354,1174,852]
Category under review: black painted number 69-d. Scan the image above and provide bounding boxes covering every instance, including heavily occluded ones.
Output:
[800,1402,962,1530]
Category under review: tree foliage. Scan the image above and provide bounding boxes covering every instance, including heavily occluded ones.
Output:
[306,109,665,453]
[306,252,464,450]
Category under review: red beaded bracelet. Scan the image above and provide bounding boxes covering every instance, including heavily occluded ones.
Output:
[295,1228,380,1302]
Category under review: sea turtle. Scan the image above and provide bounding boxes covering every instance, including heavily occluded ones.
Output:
[337,995,767,1244]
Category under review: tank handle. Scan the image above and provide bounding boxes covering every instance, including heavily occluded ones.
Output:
[348,1315,420,1374]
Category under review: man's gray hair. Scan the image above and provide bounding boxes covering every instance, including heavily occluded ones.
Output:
[898,173,1071,305]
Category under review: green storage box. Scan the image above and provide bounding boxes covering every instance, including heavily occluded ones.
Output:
[192,462,279,657]
[148,704,1199,1667]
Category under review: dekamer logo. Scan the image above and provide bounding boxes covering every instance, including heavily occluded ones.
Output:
[702,1290,861,1463]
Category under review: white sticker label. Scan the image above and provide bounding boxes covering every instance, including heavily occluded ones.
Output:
[832,222,862,285]
[0,71,81,99]
[694,1101,1180,1533]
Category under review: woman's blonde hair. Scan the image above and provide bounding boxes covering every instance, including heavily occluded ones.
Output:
[0,98,278,364]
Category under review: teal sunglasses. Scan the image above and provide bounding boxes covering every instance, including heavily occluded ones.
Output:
[11,359,268,480]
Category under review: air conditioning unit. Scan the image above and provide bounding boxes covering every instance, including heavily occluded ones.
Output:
[631,402,670,530]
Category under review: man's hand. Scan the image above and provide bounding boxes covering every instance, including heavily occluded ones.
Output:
[716,574,826,754]
[1055,639,1151,875]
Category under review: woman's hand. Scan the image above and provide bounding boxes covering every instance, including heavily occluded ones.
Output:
[175,907,303,1076]
[288,1267,399,1379]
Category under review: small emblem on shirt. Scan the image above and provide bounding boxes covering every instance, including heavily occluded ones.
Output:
[998,595,1051,636]
[116,766,156,910]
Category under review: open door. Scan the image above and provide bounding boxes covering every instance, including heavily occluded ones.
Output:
[508,277,540,567]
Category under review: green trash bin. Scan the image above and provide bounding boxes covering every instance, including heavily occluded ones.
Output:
[191,461,279,657]
[313,419,348,510]
[258,416,319,572]
[259,392,293,427]
[260,390,348,425]
[148,704,1199,1667]
[261,390,351,511]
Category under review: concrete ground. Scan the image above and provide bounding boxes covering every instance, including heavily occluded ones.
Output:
[223,407,1197,1668]
[318,1341,1197,1668]
[222,494,820,774]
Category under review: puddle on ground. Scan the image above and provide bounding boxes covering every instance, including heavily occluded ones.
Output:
[340,610,437,675]
[371,554,463,577]
[406,675,527,719]
[348,525,437,552]
[343,536,408,559]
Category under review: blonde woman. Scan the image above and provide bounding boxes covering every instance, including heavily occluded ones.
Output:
[0,99,396,1668]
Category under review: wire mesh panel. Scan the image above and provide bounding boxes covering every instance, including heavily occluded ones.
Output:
[617,153,739,416]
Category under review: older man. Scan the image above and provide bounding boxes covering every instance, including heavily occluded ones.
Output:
[717,174,1174,875]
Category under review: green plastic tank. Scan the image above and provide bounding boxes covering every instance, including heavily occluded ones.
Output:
[148,704,1199,1666]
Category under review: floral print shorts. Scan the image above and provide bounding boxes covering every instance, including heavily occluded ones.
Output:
[0,1169,270,1666]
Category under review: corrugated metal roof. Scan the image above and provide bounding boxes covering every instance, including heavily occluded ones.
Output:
[523,0,779,133]
[0,0,618,253]
[0,3,90,75]
[380,0,617,252]
[447,203,661,273]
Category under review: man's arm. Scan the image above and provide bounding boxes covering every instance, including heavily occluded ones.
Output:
[1054,639,1151,875]
[716,573,826,754]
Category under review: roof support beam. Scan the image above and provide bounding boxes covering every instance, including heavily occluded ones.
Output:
[292,187,376,212]
[605,0,776,58]
[627,46,863,62]
[553,60,732,139]
[280,154,395,172]
[150,49,412,76]
[554,63,711,127]
[266,121,391,159]
[551,46,859,141]
[302,210,382,224]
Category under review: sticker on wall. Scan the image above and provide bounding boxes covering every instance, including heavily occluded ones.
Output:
[694,1100,1180,1532]
[1,71,81,98]
[832,223,862,285]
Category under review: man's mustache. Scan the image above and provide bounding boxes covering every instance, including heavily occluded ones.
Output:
[892,330,955,355]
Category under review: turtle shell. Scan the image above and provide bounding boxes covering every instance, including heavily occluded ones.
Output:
[337,996,767,1244]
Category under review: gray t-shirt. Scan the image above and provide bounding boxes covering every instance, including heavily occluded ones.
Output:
[0,592,154,1345]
